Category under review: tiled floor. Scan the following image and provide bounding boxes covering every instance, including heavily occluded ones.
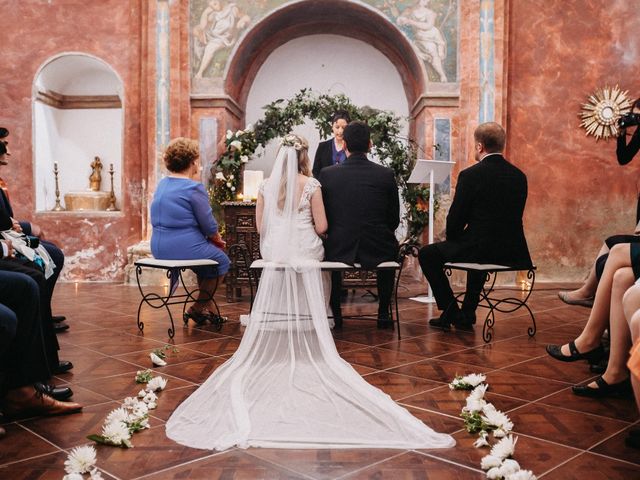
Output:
[1,281,639,479]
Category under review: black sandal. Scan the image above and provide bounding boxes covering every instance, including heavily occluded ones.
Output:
[546,340,604,363]
[183,310,210,326]
[572,376,632,398]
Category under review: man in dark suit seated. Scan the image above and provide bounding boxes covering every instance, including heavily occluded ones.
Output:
[319,121,400,329]
[419,122,531,330]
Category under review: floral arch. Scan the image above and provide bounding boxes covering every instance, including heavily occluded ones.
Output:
[211,89,430,241]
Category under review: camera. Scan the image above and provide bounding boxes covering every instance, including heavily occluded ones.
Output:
[618,112,640,129]
[24,235,39,248]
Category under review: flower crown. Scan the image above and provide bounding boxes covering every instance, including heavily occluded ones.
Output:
[281,134,306,151]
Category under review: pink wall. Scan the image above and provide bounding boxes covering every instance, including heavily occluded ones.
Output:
[0,0,145,280]
[507,0,640,280]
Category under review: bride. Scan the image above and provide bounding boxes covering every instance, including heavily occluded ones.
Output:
[165,133,455,450]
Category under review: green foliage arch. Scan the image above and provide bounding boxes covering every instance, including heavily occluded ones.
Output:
[211,89,430,240]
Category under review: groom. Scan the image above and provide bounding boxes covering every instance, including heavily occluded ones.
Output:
[318,121,400,329]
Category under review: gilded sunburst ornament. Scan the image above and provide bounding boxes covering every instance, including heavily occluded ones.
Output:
[580,85,632,140]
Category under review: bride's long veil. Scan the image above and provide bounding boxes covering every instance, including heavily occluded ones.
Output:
[166,142,455,450]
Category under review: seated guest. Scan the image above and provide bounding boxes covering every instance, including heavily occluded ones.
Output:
[419,122,531,330]
[623,282,640,449]
[617,98,640,221]
[150,138,230,324]
[0,127,68,333]
[559,232,640,307]
[312,110,351,178]
[546,242,636,397]
[0,270,82,420]
[319,121,400,329]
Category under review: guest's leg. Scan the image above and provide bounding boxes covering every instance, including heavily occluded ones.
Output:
[561,244,633,356]
[376,270,394,318]
[627,308,640,414]
[40,240,63,307]
[594,267,634,387]
[193,275,224,313]
[330,271,343,323]
[461,270,484,319]
[418,243,456,312]
[560,242,609,302]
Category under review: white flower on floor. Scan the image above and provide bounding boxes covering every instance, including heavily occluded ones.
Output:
[150,352,167,367]
[123,396,139,409]
[62,474,84,480]
[474,431,490,448]
[147,376,167,392]
[463,384,488,413]
[480,454,503,470]
[130,402,149,420]
[106,407,130,425]
[481,404,513,437]
[138,389,147,399]
[449,373,487,390]
[499,459,521,476]
[89,468,105,480]
[490,434,518,460]
[142,391,158,404]
[64,445,97,474]
[102,420,132,446]
[505,470,537,480]
[486,466,503,479]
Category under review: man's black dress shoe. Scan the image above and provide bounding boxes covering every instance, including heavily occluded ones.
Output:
[52,360,74,375]
[333,316,343,329]
[377,318,394,329]
[453,319,474,331]
[429,316,452,331]
[572,376,632,398]
[52,315,66,323]
[34,382,73,401]
[54,322,69,333]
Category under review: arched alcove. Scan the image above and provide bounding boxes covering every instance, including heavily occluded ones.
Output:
[33,53,124,212]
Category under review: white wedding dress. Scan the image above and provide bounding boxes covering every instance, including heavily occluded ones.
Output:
[165,143,455,451]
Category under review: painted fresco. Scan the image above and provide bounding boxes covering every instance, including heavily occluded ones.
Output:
[189,0,458,84]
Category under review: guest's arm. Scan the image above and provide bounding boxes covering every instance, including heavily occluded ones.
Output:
[312,141,327,178]
[446,170,471,240]
[310,188,328,235]
[617,128,640,165]
[190,183,218,238]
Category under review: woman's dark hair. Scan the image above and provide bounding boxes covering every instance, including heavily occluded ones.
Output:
[343,121,370,153]
[163,137,199,173]
[330,110,351,125]
[0,128,8,139]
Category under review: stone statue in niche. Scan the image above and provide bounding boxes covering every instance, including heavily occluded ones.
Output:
[397,0,450,83]
[89,156,103,191]
[192,1,251,79]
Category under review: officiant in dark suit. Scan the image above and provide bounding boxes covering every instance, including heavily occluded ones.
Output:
[312,110,351,178]
[419,122,531,330]
[319,121,400,329]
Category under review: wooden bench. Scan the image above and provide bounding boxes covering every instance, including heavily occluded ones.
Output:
[134,258,223,339]
[444,262,536,342]
[248,259,403,337]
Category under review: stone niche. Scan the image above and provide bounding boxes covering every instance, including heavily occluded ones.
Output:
[33,53,123,213]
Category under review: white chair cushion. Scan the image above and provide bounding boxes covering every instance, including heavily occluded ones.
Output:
[135,258,218,269]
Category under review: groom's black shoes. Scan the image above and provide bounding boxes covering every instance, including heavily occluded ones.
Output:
[377,316,394,329]
[429,306,474,331]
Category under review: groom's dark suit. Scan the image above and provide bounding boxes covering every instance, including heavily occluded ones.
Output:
[419,153,531,318]
[319,152,400,324]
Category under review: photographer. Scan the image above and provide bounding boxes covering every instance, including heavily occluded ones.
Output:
[617,98,640,221]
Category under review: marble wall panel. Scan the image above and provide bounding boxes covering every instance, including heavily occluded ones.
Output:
[507,0,640,280]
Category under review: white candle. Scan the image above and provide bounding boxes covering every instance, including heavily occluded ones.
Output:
[243,170,263,201]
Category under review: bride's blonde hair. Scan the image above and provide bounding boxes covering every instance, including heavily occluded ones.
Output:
[278,133,310,209]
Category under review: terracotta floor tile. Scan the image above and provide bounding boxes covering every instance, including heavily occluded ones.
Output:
[80,332,167,355]
[436,344,532,369]
[77,372,192,401]
[376,335,468,357]
[115,345,212,368]
[341,451,484,479]
[0,423,59,465]
[246,448,401,480]
[508,403,630,450]
[141,449,310,479]
[503,355,597,384]
[0,451,118,480]
[542,451,640,479]
[180,337,242,356]
[388,358,494,384]
[339,347,426,370]
[400,385,526,417]
[360,371,440,400]
[539,387,639,422]
[430,430,578,474]
[159,357,229,384]
[590,426,640,466]
[477,369,570,401]
[148,385,199,422]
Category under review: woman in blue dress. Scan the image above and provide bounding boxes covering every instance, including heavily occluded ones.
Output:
[150,137,230,324]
